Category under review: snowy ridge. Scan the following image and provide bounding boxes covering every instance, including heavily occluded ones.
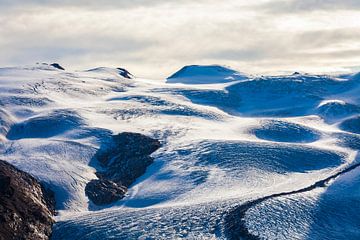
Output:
[167,65,248,84]
[0,64,359,239]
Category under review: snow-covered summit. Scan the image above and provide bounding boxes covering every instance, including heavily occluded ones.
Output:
[86,67,134,79]
[166,65,248,84]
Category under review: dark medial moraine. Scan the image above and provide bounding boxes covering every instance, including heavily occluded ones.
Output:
[0,160,55,240]
[85,132,161,205]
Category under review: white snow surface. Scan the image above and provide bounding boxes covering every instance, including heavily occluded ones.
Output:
[166,65,248,84]
[0,64,359,239]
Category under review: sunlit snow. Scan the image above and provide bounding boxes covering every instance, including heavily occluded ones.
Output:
[0,63,359,239]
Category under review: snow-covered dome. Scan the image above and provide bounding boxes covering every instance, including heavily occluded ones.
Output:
[167,65,248,84]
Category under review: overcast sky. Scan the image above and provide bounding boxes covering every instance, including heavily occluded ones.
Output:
[1,0,360,78]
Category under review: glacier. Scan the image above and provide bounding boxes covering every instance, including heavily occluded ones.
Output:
[0,63,359,239]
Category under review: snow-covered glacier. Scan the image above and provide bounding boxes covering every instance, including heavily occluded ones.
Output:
[0,63,359,239]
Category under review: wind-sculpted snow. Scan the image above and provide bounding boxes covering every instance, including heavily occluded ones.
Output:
[231,160,360,240]
[118,140,346,209]
[317,100,360,123]
[334,133,360,151]
[63,127,113,141]
[339,116,360,134]
[0,64,359,239]
[154,88,241,115]
[108,94,223,120]
[167,74,358,117]
[193,141,344,174]
[52,200,231,240]
[0,109,13,139]
[0,96,52,107]
[7,110,84,140]
[226,74,358,116]
[251,120,321,143]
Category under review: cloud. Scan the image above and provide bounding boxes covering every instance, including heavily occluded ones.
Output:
[0,0,202,11]
[0,0,359,78]
[258,0,360,13]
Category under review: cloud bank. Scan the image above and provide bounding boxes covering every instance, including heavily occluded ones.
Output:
[0,0,359,78]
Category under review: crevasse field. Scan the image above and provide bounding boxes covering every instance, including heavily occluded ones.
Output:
[0,64,359,239]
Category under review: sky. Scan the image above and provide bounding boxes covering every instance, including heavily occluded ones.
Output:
[1,0,360,78]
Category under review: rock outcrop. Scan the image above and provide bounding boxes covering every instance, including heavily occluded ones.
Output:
[0,160,55,240]
[117,68,134,79]
[85,179,127,206]
[50,63,65,70]
[86,132,161,205]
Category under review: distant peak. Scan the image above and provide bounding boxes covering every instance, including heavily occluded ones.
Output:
[50,63,65,70]
[167,65,248,84]
[33,62,65,71]
[86,67,134,79]
[116,68,134,79]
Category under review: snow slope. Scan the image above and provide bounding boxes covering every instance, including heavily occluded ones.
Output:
[167,65,248,84]
[0,64,359,239]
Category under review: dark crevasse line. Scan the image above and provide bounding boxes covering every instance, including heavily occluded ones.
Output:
[224,162,360,240]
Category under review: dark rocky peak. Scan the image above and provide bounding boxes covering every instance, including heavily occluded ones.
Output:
[50,63,65,70]
[0,160,55,240]
[85,179,127,206]
[97,132,161,166]
[34,62,65,71]
[86,132,161,205]
[117,68,134,79]
[85,67,134,79]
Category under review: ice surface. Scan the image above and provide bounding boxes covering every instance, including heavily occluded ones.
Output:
[251,120,321,143]
[243,161,360,240]
[340,116,360,134]
[0,64,358,239]
[7,110,83,140]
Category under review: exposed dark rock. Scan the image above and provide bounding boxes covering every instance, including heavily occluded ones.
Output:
[0,160,55,240]
[86,132,161,205]
[50,63,65,70]
[85,179,127,205]
[117,68,134,79]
